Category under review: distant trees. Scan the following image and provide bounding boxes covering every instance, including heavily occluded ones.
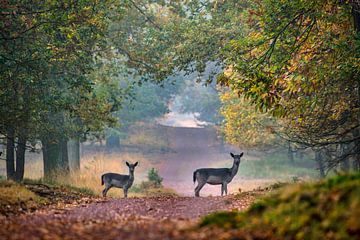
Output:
[104,75,183,150]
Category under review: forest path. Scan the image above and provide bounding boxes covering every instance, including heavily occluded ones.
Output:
[1,193,259,240]
[152,126,268,196]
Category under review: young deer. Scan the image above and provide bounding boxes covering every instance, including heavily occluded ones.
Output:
[193,152,243,197]
[101,161,138,198]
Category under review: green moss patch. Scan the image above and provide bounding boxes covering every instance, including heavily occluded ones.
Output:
[199,173,360,240]
[0,180,47,216]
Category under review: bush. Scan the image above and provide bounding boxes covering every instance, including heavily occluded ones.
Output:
[129,168,176,197]
[147,168,163,188]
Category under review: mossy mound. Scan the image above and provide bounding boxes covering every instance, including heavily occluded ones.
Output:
[0,181,47,216]
[200,173,360,240]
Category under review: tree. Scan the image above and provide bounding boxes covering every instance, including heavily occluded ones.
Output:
[108,0,248,82]
[218,0,360,172]
[0,0,124,180]
[105,75,182,150]
[219,89,279,149]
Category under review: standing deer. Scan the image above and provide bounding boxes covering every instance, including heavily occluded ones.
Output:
[101,161,138,198]
[193,152,243,197]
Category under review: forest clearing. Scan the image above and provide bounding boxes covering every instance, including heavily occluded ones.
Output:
[1,0,360,239]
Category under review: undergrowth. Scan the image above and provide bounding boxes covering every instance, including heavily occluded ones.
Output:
[0,180,47,216]
[200,173,360,239]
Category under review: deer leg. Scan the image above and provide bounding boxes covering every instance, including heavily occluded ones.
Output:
[123,188,128,198]
[224,183,228,195]
[195,180,206,197]
[221,183,225,196]
[102,185,112,197]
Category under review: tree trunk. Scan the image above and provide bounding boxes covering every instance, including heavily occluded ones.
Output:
[6,128,15,180]
[340,143,350,172]
[60,138,69,173]
[42,138,70,180]
[353,5,360,172]
[106,134,120,150]
[288,142,294,163]
[67,139,80,172]
[315,150,325,178]
[15,135,26,181]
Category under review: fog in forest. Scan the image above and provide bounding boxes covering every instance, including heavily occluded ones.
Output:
[0,73,317,197]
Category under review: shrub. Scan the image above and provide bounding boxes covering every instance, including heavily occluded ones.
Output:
[147,168,163,188]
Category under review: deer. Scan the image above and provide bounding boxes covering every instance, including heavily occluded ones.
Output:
[101,161,138,198]
[193,152,243,197]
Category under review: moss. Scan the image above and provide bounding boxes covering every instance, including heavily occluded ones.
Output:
[200,211,242,228]
[0,180,47,216]
[23,178,95,196]
[199,172,360,239]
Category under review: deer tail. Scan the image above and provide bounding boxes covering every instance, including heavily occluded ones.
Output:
[101,175,104,185]
[193,170,197,183]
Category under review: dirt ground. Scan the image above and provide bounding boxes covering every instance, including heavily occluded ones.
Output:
[0,192,260,240]
[0,126,270,239]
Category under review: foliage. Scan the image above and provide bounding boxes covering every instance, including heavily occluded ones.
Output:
[174,78,223,124]
[218,0,360,167]
[0,0,129,180]
[219,88,278,148]
[108,0,248,82]
[147,168,163,187]
[200,173,360,239]
[104,75,184,146]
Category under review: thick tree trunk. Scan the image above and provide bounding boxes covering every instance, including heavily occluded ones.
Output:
[15,135,26,181]
[67,139,80,172]
[60,138,69,173]
[42,138,70,180]
[6,128,15,180]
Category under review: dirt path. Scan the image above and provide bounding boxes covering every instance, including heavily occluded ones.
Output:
[1,193,259,240]
[0,126,267,239]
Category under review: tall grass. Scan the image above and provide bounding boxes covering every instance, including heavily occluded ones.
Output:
[20,152,155,197]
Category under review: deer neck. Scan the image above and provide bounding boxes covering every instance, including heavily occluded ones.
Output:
[230,162,240,178]
[129,170,134,180]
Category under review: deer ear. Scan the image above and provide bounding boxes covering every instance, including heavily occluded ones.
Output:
[134,162,138,166]
[240,152,244,157]
[230,152,234,158]
[126,161,130,167]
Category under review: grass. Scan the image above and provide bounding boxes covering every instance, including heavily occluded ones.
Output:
[23,178,95,196]
[199,172,360,239]
[130,184,178,197]
[47,153,155,198]
[0,180,47,215]
[7,151,172,198]
[238,153,319,180]
[129,180,178,197]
